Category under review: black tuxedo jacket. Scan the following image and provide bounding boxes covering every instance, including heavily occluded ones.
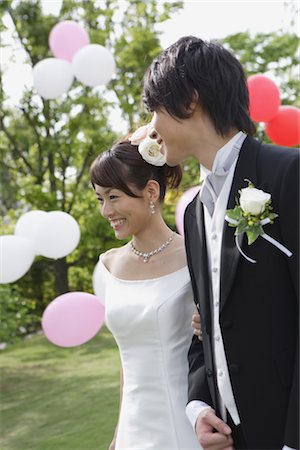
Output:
[184,136,299,449]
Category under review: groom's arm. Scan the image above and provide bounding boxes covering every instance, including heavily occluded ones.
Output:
[187,333,213,406]
[278,149,299,449]
[186,337,233,449]
[278,148,299,306]
[186,400,211,429]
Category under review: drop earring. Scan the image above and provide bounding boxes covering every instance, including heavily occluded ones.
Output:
[149,201,156,215]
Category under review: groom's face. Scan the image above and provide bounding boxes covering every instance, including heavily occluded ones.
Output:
[150,109,192,167]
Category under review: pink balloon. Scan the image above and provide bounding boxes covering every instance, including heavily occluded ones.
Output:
[49,21,89,62]
[42,292,105,347]
[265,106,300,147]
[247,75,280,122]
[175,186,200,236]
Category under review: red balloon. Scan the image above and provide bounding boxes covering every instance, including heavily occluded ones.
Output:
[247,75,280,122]
[265,106,300,147]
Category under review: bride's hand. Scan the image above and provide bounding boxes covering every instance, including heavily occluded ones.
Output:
[192,313,202,340]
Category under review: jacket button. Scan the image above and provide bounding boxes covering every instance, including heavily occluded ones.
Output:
[229,364,240,374]
[222,321,233,329]
[206,368,213,377]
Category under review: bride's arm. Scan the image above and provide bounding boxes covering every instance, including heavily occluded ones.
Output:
[109,365,123,450]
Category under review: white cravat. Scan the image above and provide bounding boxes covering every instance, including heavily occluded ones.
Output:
[199,132,246,216]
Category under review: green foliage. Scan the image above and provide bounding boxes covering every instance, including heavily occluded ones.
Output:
[181,157,201,190]
[0,285,40,343]
[222,30,300,141]
[1,1,298,343]
[0,0,183,342]
[222,31,300,107]
[111,0,182,127]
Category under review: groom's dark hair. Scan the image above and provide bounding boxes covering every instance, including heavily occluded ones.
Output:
[143,36,256,136]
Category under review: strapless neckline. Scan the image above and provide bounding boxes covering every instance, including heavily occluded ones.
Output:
[99,256,188,283]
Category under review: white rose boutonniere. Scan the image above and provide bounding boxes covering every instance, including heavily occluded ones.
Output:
[239,186,271,216]
[225,179,292,263]
[129,123,166,167]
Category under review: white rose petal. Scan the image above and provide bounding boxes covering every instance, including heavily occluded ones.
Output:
[129,124,149,145]
[138,137,166,166]
[240,187,271,215]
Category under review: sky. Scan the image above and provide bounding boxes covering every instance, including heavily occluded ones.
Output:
[158,0,299,47]
[1,0,299,130]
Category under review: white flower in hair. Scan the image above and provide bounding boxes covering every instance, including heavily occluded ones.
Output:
[138,136,166,166]
[130,124,149,145]
[129,123,166,167]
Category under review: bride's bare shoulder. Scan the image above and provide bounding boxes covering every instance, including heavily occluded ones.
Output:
[170,233,187,265]
[101,246,127,270]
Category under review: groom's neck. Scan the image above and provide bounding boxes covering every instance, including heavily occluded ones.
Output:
[188,107,239,170]
[193,128,240,171]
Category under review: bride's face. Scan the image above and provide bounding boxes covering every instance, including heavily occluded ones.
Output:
[94,184,151,240]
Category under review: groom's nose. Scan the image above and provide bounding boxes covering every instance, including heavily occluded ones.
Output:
[148,127,162,145]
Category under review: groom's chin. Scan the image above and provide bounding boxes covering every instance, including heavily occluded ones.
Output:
[165,154,178,167]
[166,158,181,167]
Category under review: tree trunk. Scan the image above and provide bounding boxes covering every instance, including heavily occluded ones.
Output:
[54,258,69,295]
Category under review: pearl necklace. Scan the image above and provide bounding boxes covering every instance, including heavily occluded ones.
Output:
[130,232,175,263]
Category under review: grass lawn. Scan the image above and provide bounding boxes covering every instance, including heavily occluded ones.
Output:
[1,326,120,450]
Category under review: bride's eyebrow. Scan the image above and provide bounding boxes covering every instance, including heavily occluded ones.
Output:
[96,188,112,197]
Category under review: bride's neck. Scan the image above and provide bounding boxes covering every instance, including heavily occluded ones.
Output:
[132,217,173,253]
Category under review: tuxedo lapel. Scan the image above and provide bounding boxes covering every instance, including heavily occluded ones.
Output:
[186,195,212,335]
[220,136,260,311]
[194,197,212,334]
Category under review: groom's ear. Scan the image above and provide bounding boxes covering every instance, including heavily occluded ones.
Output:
[185,91,199,115]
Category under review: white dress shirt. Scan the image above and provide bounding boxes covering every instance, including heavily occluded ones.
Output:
[186,131,245,428]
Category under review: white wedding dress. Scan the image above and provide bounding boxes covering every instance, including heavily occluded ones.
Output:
[98,255,201,450]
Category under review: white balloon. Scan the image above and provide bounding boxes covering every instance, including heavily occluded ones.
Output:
[35,211,80,259]
[72,44,115,87]
[33,58,74,99]
[92,261,105,305]
[0,235,35,284]
[14,210,47,250]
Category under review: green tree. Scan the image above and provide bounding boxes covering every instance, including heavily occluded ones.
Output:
[222,30,299,139]
[0,0,183,341]
[223,30,299,105]
[1,1,299,343]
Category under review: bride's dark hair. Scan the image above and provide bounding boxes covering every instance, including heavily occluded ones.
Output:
[90,140,182,202]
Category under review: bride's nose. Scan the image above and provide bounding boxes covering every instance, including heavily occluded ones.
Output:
[148,127,162,144]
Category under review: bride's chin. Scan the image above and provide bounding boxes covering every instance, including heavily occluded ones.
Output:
[114,230,130,240]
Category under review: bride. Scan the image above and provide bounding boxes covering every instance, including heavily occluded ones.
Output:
[90,126,202,450]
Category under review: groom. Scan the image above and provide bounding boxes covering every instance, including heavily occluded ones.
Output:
[143,36,299,450]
